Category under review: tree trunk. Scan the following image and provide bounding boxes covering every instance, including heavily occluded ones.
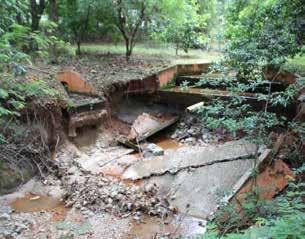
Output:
[176,44,179,56]
[29,0,46,31]
[49,0,58,63]
[31,16,40,31]
[125,38,132,61]
[115,0,145,62]
[77,41,81,55]
[49,0,58,22]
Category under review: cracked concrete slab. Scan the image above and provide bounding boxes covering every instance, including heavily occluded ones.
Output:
[122,140,257,180]
[142,149,271,219]
[168,158,256,219]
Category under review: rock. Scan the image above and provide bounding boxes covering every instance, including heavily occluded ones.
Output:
[0,213,10,221]
[185,137,195,144]
[145,143,164,156]
[67,166,78,175]
[298,93,305,102]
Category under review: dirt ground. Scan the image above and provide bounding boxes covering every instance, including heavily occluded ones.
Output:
[31,54,169,96]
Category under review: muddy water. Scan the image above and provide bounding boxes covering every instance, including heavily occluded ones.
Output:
[11,194,68,221]
[151,135,182,150]
[128,214,206,239]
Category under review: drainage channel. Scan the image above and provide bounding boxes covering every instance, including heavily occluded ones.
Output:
[67,94,210,237]
[58,63,290,237]
[1,63,293,238]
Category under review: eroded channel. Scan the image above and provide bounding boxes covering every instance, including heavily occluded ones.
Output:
[1,63,291,238]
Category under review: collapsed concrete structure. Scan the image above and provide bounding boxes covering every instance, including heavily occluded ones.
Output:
[53,62,295,223]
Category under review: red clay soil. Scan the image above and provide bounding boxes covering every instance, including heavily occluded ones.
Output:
[233,159,293,212]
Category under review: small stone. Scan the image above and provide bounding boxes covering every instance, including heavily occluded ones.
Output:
[126,203,133,210]
[185,137,194,144]
[135,211,142,217]
[0,213,10,221]
[145,143,164,156]
[133,215,141,221]
[298,93,305,102]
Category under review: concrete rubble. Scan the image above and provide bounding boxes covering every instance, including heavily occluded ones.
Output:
[65,176,170,219]
[170,114,223,146]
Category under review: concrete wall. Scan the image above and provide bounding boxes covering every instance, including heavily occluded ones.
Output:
[157,66,178,88]
[57,70,98,95]
[177,63,210,76]
[156,63,211,88]
[264,69,298,85]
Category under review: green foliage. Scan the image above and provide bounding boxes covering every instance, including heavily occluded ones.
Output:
[0,0,29,34]
[0,1,62,144]
[58,0,99,54]
[0,74,58,117]
[40,19,75,61]
[192,62,301,141]
[151,0,208,54]
[226,0,304,70]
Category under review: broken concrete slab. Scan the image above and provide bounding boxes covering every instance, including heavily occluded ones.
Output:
[101,154,140,178]
[128,113,179,142]
[220,149,271,204]
[142,149,272,219]
[122,140,258,180]
[168,158,257,219]
[76,147,134,174]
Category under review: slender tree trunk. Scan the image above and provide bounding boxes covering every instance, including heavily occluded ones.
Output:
[49,0,58,22]
[77,41,81,55]
[115,0,145,62]
[31,17,40,31]
[75,4,91,56]
[125,38,130,61]
[125,37,135,61]
[29,0,46,31]
[49,0,58,63]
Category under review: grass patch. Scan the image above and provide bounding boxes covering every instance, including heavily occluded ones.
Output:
[285,55,305,75]
[76,42,222,64]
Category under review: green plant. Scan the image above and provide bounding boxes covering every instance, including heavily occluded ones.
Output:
[151,0,208,56]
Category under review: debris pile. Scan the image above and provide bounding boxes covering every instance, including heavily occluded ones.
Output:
[0,206,32,238]
[65,176,170,220]
[171,115,223,146]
